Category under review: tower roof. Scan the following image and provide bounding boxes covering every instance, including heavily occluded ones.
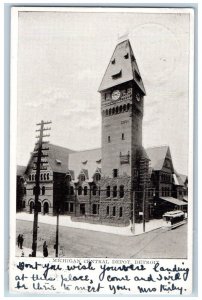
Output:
[98,39,146,95]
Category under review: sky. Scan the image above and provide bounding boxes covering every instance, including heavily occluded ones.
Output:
[16,9,191,175]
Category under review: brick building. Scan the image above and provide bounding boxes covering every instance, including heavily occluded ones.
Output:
[18,39,188,224]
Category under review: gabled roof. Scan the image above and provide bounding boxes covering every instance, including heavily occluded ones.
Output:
[145,145,169,171]
[68,148,101,180]
[25,143,75,174]
[47,144,75,173]
[98,39,146,94]
[17,165,26,176]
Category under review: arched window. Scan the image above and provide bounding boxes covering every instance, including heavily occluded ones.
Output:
[47,173,50,180]
[41,173,43,180]
[106,186,110,198]
[29,175,31,181]
[113,206,116,216]
[119,207,123,217]
[78,186,82,195]
[44,173,47,180]
[84,186,88,196]
[95,173,101,181]
[112,107,115,115]
[123,104,126,111]
[113,186,117,198]
[32,174,34,181]
[35,174,37,180]
[70,186,74,195]
[106,206,109,215]
[119,105,123,113]
[92,185,97,196]
[109,108,112,115]
[42,186,45,195]
[116,106,119,114]
[106,109,109,116]
[98,186,101,196]
[127,103,130,111]
[24,187,26,195]
[119,185,124,198]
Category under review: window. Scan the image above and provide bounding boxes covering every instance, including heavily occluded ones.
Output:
[109,108,112,116]
[112,70,122,79]
[44,173,47,180]
[108,136,111,143]
[32,174,34,181]
[92,185,97,196]
[111,58,115,64]
[42,186,45,195]
[70,203,74,212]
[78,186,82,195]
[22,201,26,209]
[122,133,125,140]
[113,169,118,178]
[123,104,126,111]
[80,174,85,182]
[70,186,74,195]
[116,106,119,114]
[119,105,123,113]
[113,186,117,198]
[119,185,124,198]
[47,173,50,180]
[127,103,130,111]
[95,173,101,181]
[113,206,116,216]
[106,186,110,197]
[124,53,129,59]
[106,206,109,215]
[119,207,123,217]
[98,186,101,196]
[162,187,165,196]
[84,186,88,196]
[106,109,109,116]
[92,204,97,215]
[29,175,31,181]
[24,187,26,195]
[41,174,43,180]
[66,174,71,182]
[112,107,115,115]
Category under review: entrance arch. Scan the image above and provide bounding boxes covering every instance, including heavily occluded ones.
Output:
[43,202,49,215]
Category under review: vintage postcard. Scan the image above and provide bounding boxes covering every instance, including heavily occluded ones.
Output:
[10,6,194,295]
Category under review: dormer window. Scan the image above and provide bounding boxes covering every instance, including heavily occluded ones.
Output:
[80,174,85,182]
[56,159,62,164]
[95,173,101,181]
[111,58,115,64]
[124,53,129,59]
[112,70,122,80]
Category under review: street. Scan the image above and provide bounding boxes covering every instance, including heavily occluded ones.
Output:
[16,220,187,259]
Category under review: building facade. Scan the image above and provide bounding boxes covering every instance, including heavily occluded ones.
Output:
[17,39,188,225]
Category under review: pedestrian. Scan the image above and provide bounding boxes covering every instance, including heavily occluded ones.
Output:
[20,234,24,249]
[43,241,48,257]
[17,234,21,248]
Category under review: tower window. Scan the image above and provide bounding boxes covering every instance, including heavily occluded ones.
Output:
[92,185,97,196]
[111,58,115,64]
[113,169,118,178]
[108,136,111,143]
[113,186,117,198]
[42,186,45,195]
[124,53,129,59]
[122,133,125,140]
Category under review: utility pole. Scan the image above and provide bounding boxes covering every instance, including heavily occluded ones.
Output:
[32,120,51,257]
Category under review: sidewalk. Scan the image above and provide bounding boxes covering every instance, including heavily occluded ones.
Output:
[16,246,43,257]
[16,212,165,236]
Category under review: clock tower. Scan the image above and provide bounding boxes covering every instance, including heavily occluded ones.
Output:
[98,39,146,178]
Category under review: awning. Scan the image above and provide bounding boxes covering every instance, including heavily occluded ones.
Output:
[160,197,188,206]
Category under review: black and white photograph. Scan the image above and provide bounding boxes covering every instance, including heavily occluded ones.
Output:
[9,6,194,295]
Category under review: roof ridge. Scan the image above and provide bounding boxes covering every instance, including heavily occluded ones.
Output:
[146,144,169,150]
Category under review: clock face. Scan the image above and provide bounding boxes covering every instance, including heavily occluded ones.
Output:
[112,90,121,100]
